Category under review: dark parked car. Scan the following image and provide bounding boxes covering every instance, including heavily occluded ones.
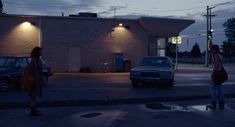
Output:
[0,56,52,91]
[130,56,175,87]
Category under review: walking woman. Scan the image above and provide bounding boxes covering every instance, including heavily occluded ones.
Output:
[209,45,225,109]
[28,47,43,116]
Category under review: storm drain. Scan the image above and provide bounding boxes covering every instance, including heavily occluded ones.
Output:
[80,113,102,118]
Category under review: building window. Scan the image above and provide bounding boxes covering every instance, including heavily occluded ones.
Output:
[157,38,166,56]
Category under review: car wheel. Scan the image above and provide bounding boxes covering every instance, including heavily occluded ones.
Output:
[42,75,48,86]
[0,80,9,91]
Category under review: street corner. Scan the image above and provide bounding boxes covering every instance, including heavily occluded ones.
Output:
[69,110,128,127]
[187,103,235,124]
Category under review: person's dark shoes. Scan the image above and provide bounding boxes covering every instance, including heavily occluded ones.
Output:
[30,107,42,116]
[30,111,42,116]
[206,104,216,110]
[218,104,224,109]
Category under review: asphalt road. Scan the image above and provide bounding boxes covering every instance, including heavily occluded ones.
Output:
[47,64,235,89]
[1,64,235,127]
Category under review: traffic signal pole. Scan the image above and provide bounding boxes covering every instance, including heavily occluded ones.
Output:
[205,6,209,67]
[205,6,216,67]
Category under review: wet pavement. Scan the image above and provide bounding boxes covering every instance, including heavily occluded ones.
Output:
[1,64,235,126]
[1,101,235,127]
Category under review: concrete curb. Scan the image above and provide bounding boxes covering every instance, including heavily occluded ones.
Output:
[1,93,235,109]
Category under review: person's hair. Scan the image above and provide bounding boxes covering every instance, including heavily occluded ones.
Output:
[211,45,220,52]
[31,47,42,58]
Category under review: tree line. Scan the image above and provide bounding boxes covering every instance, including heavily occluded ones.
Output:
[167,17,235,58]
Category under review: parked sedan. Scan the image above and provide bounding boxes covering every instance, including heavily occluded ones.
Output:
[130,56,175,87]
[0,57,52,91]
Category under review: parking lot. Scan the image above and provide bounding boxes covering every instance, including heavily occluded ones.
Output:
[47,64,235,89]
[1,64,235,109]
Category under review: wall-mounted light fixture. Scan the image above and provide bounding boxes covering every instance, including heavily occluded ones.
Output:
[20,21,36,30]
[118,23,130,29]
[118,23,123,27]
[21,21,32,29]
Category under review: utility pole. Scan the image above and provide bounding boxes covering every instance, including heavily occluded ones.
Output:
[187,38,189,57]
[205,6,216,67]
[176,43,178,70]
[205,6,209,67]
[209,6,215,66]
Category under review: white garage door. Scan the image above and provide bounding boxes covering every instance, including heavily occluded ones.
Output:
[68,46,81,72]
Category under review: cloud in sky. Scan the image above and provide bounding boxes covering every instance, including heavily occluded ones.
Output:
[3,0,105,15]
[214,0,235,7]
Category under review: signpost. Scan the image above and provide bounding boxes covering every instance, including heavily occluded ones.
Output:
[172,36,182,45]
[172,36,182,69]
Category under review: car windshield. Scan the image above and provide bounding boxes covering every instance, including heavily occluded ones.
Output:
[0,58,5,67]
[0,57,28,69]
[139,57,171,67]
[0,58,16,68]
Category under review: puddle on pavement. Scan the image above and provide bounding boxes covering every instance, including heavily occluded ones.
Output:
[145,103,188,111]
[189,104,235,112]
[145,103,171,110]
[190,105,207,112]
[80,112,102,118]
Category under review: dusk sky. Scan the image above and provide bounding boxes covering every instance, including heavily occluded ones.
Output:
[2,0,235,51]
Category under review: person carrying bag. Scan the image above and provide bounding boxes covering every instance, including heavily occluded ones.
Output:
[22,47,43,116]
[21,66,35,91]
[208,45,228,110]
[211,61,228,85]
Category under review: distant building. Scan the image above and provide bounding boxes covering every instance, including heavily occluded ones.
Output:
[0,14,194,72]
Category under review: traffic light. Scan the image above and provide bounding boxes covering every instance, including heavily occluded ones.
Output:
[208,30,213,41]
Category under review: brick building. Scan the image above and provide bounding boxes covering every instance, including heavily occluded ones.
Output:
[0,14,194,72]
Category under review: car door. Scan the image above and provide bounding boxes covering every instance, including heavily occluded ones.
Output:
[11,58,28,86]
